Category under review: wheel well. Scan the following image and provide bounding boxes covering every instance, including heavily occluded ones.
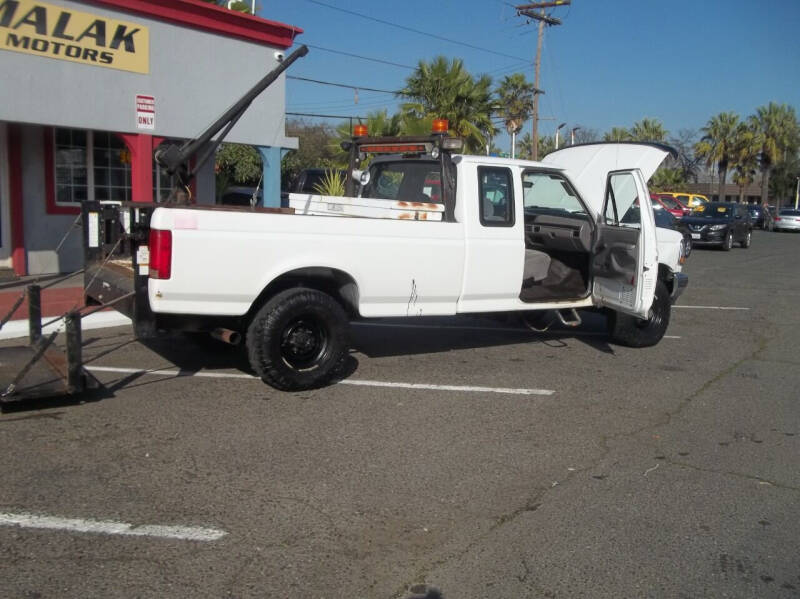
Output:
[245,267,359,323]
[658,263,675,295]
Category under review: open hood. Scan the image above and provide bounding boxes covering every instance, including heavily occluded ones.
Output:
[542,143,674,215]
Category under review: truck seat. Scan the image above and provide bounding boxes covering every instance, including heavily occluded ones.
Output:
[522,249,551,282]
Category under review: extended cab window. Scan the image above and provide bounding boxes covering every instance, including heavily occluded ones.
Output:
[522,171,587,217]
[478,166,514,226]
[363,160,442,204]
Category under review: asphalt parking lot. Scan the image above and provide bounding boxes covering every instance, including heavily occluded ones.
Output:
[1,229,798,598]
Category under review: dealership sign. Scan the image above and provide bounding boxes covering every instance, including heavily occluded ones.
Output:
[0,0,149,73]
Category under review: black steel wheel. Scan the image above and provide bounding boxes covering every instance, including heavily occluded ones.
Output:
[246,288,349,391]
[607,280,671,348]
[741,229,752,248]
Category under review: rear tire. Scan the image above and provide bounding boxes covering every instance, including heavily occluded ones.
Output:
[246,288,349,391]
[608,280,671,348]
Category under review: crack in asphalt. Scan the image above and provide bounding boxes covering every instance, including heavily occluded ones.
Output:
[662,459,800,493]
[390,330,781,597]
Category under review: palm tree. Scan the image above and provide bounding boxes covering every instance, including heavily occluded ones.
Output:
[516,132,534,159]
[749,102,800,208]
[496,73,535,159]
[400,56,497,153]
[731,122,760,203]
[695,112,740,201]
[630,118,668,142]
[603,127,632,142]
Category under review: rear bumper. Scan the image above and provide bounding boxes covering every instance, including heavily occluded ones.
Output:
[670,272,688,303]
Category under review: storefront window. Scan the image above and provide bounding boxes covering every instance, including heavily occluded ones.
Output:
[54,129,88,204]
[53,128,131,204]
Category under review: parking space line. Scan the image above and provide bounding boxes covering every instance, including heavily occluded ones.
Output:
[0,512,226,541]
[86,366,555,396]
[673,305,750,310]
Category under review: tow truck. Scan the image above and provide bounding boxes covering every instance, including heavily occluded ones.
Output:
[81,45,688,392]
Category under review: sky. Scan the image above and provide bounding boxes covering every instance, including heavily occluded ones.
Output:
[258,0,800,150]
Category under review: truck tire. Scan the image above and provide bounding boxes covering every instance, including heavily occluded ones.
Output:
[607,280,670,348]
[246,288,349,391]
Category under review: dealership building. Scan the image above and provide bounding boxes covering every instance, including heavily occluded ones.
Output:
[0,0,301,276]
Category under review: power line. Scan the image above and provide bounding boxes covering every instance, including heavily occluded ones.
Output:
[301,0,533,63]
[303,43,414,69]
[288,75,403,95]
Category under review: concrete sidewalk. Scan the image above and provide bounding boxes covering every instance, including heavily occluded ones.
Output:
[0,279,131,340]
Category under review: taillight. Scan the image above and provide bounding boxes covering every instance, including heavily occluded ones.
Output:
[149,229,172,280]
[774,217,781,221]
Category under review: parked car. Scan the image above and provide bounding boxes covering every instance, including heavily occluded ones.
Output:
[653,207,692,258]
[220,186,262,207]
[671,192,708,209]
[747,204,773,230]
[681,202,752,250]
[292,168,346,193]
[774,208,800,232]
[650,193,688,219]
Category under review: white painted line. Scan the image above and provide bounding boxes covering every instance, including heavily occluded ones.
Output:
[673,305,750,311]
[86,365,555,396]
[0,312,131,340]
[338,379,554,396]
[0,512,226,541]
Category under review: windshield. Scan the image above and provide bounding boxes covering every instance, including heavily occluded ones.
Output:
[522,171,587,217]
[657,195,681,209]
[779,209,800,216]
[691,203,732,218]
[363,160,442,203]
[653,209,676,228]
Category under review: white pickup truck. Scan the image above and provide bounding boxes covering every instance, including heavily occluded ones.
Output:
[83,131,687,391]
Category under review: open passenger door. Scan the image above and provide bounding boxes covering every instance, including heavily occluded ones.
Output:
[543,143,672,318]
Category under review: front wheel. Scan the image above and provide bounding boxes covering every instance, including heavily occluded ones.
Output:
[722,231,733,251]
[246,288,350,391]
[607,280,671,348]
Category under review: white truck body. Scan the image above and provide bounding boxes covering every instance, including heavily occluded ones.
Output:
[85,141,687,391]
[146,144,683,320]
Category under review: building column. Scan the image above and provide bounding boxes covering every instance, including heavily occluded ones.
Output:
[7,124,26,276]
[257,146,282,208]
[118,133,154,203]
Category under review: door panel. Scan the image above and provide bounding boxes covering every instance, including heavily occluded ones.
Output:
[592,170,649,317]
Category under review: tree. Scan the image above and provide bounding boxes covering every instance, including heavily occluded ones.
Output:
[668,129,703,183]
[650,168,687,191]
[197,0,253,13]
[496,73,535,159]
[400,56,497,153]
[215,144,262,197]
[281,119,341,188]
[731,122,760,203]
[695,112,740,201]
[603,127,632,142]
[630,118,668,142]
[749,102,800,207]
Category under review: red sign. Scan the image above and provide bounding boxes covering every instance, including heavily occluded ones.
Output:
[136,94,155,130]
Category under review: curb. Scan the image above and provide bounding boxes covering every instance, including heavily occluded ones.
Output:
[0,312,132,341]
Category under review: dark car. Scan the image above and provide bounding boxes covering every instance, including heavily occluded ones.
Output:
[653,207,692,258]
[291,168,346,193]
[220,185,262,207]
[747,204,773,230]
[681,202,752,251]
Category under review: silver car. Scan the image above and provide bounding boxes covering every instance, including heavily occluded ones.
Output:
[774,208,800,232]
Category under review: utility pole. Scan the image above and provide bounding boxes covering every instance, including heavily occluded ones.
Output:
[516,1,570,160]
